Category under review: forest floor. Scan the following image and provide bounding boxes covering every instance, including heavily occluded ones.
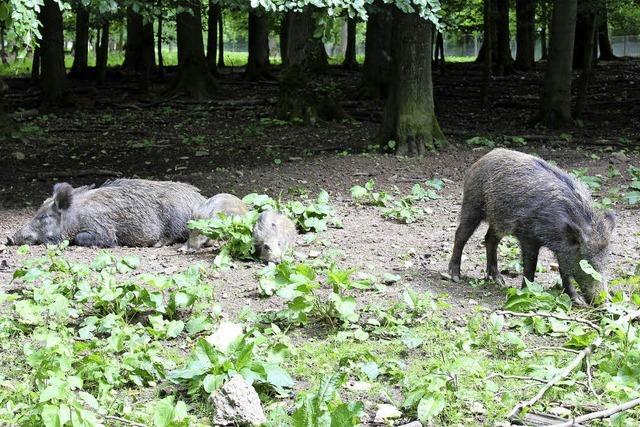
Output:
[0,60,639,425]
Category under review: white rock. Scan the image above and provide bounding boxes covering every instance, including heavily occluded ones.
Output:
[210,375,266,426]
[398,422,422,427]
[206,321,243,353]
[345,380,373,392]
[374,404,402,423]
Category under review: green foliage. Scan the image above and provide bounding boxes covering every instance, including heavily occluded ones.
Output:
[350,180,391,207]
[624,165,640,206]
[571,167,603,190]
[381,197,424,224]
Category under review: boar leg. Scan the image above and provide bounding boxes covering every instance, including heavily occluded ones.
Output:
[519,238,540,286]
[560,268,587,306]
[484,227,504,285]
[448,212,483,282]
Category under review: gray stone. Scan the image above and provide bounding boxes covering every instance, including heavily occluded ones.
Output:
[398,422,422,427]
[210,375,266,426]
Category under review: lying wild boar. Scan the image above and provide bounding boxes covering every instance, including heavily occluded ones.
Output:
[448,148,615,305]
[180,193,249,252]
[253,211,297,263]
[8,179,205,247]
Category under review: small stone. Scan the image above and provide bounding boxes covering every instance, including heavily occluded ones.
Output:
[425,207,434,215]
[0,244,6,253]
[550,262,560,272]
[611,151,629,163]
[308,250,321,258]
[374,404,402,423]
[398,422,422,427]
[345,380,372,392]
[468,299,478,306]
[13,151,25,160]
[206,321,243,353]
[210,375,266,426]
[440,272,452,281]
[469,401,486,414]
[548,406,573,418]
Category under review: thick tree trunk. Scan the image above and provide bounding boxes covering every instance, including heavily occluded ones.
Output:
[31,45,41,81]
[206,0,220,73]
[140,21,155,91]
[217,9,225,68]
[157,0,164,79]
[380,10,444,156]
[276,8,341,123]
[359,2,392,99]
[514,0,535,70]
[245,8,271,80]
[69,5,89,78]
[598,6,616,60]
[481,0,493,106]
[540,0,577,128]
[343,17,357,70]
[174,3,215,99]
[280,13,290,66]
[575,12,597,118]
[40,0,67,106]
[495,0,513,75]
[96,21,109,84]
[123,8,144,71]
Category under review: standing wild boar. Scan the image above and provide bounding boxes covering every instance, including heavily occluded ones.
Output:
[448,148,615,305]
[7,179,205,247]
[181,193,249,252]
[253,211,297,263]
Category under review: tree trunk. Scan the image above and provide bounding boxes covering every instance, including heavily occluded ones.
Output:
[481,0,493,106]
[514,0,535,70]
[379,10,444,156]
[276,8,341,123]
[359,2,393,99]
[0,79,14,136]
[495,0,513,75]
[157,0,164,79]
[69,5,89,78]
[96,21,109,84]
[280,13,290,66]
[245,8,271,80]
[140,21,155,91]
[598,5,616,60]
[206,0,220,73]
[40,0,67,106]
[123,8,144,71]
[540,0,549,60]
[434,30,445,75]
[31,45,41,81]
[217,8,225,68]
[574,11,597,118]
[539,0,577,128]
[0,22,7,64]
[343,17,357,70]
[174,3,215,99]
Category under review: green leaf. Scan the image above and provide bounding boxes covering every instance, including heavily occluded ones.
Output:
[417,396,446,422]
[264,364,294,390]
[360,362,379,380]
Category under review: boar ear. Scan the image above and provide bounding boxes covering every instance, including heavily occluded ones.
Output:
[603,211,616,234]
[53,183,74,211]
[564,221,585,246]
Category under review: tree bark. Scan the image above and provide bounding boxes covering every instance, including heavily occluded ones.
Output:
[481,0,493,106]
[245,8,271,80]
[434,30,445,75]
[40,0,67,106]
[359,2,392,99]
[0,79,14,137]
[96,21,109,84]
[174,3,215,99]
[514,0,536,70]
[69,5,89,78]
[31,45,41,81]
[123,8,144,71]
[280,13,290,66]
[343,17,357,70]
[379,10,444,156]
[495,0,513,75]
[276,8,341,123]
[157,0,164,79]
[140,20,155,91]
[539,0,577,128]
[217,8,225,68]
[0,22,7,64]
[540,0,549,60]
[206,0,220,73]
[574,11,597,118]
[598,5,616,60]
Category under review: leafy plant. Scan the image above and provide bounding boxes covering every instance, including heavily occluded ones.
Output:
[382,197,424,224]
[571,167,603,190]
[350,180,391,207]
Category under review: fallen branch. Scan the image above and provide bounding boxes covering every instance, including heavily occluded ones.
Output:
[485,373,548,384]
[529,346,580,354]
[550,396,640,427]
[507,336,603,419]
[103,415,149,427]
[496,310,602,334]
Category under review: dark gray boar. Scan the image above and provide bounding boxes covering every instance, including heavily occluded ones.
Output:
[180,193,249,252]
[8,179,205,247]
[448,148,615,305]
[253,211,297,263]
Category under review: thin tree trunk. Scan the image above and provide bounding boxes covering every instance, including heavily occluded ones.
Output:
[69,5,89,78]
[140,20,155,91]
[343,17,357,69]
[276,8,341,123]
[174,2,215,99]
[96,21,109,84]
[515,0,536,70]
[379,10,444,156]
[0,22,7,64]
[0,79,14,136]
[217,8,225,68]
[598,5,616,60]
[359,1,392,99]
[206,0,220,73]
[245,8,271,80]
[40,0,67,106]
[280,13,290,66]
[481,0,493,106]
[541,0,549,60]
[435,30,445,75]
[575,11,597,118]
[540,0,577,128]
[157,0,164,79]
[31,45,41,81]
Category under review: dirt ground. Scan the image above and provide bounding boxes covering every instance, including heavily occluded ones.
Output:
[1,60,640,319]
